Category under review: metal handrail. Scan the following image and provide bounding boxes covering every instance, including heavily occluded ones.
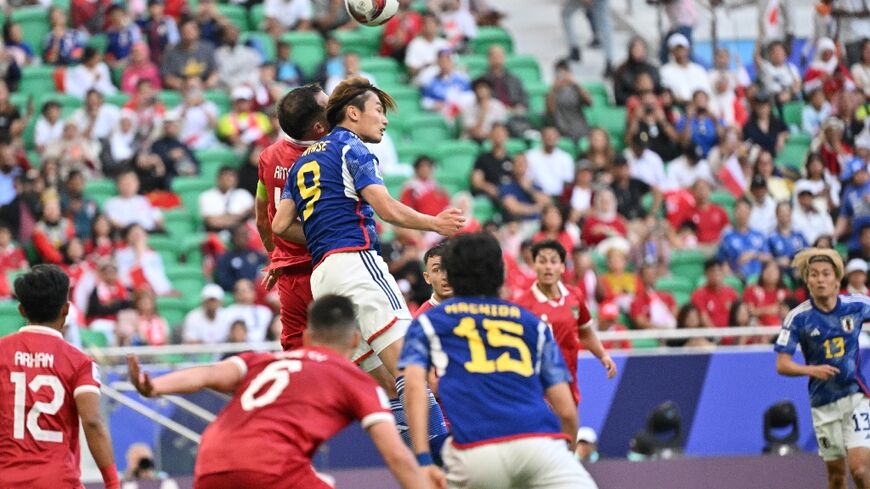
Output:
[101,383,202,444]
[110,381,218,423]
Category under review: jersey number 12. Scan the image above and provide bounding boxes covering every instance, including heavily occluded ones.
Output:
[10,372,65,443]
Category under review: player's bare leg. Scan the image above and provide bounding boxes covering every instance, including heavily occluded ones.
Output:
[369,364,398,398]
[825,458,848,489]
[847,447,870,488]
[378,340,404,378]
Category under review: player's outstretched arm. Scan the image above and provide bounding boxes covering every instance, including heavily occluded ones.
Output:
[775,352,839,380]
[361,184,465,237]
[544,383,579,451]
[368,421,445,489]
[77,392,120,489]
[578,325,617,379]
[127,355,245,397]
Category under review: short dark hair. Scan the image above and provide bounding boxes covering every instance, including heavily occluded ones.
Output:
[326,77,396,129]
[413,155,434,169]
[704,258,724,271]
[443,233,504,297]
[278,84,326,139]
[735,197,752,209]
[41,100,60,115]
[531,239,566,263]
[14,264,70,324]
[307,294,358,344]
[217,165,236,177]
[423,241,447,266]
[472,77,493,91]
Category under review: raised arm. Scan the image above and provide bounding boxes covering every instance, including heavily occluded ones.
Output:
[127,354,245,397]
[361,184,465,236]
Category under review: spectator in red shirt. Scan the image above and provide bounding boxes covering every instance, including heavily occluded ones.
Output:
[514,240,617,404]
[581,188,627,246]
[597,301,632,351]
[399,156,450,217]
[128,289,169,346]
[742,259,789,327]
[32,199,76,265]
[0,222,27,298]
[380,0,423,62]
[532,203,576,255]
[691,258,739,329]
[680,179,729,246]
[566,245,608,311]
[630,262,678,330]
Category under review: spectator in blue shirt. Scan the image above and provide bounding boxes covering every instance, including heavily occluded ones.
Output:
[719,198,772,281]
[836,157,870,254]
[215,225,267,292]
[276,40,305,87]
[421,50,473,119]
[676,89,723,158]
[105,4,141,67]
[43,6,85,65]
[768,201,808,270]
[498,153,550,222]
[314,35,344,86]
[3,22,34,67]
[136,0,180,65]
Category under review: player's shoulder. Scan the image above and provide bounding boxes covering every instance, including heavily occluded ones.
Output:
[840,294,870,310]
[783,299,814,329]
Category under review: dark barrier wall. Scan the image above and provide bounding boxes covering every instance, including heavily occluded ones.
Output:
[106,349,869,473]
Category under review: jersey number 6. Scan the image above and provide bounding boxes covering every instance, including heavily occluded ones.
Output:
[240,360,303,411]
[454,318,533,377]
[296,161,322,220]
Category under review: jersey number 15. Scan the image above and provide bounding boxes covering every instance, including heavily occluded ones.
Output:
[454,318,533,377]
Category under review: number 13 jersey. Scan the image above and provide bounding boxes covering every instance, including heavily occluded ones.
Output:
[399,297,574,448]
[282,127,383,268]
[0,326,102,488]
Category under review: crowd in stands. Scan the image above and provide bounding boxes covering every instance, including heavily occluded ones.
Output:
[0,0,867,353]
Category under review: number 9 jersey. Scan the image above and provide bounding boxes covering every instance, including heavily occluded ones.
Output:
[282,127,383,268]
[398,297,574,448]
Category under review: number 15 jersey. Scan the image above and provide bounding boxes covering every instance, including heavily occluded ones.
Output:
[398,297,573,448]
[0,326,102,488]
[282,127,384,268]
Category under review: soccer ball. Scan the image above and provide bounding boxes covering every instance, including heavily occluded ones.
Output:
[345,0,399,26]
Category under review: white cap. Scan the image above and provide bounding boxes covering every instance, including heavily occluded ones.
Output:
[793,180,815,196]
[231,85,254,101]
[846,258,868,275]
[201,283,225,301]
[668,33,690,50]
[576,427,598,444]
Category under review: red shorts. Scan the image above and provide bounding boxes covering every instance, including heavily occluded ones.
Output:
[196,468,332,489]
[277,266,314,351]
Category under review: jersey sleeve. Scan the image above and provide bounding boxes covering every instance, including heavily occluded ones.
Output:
[774,307,801,355]
[343,142,384,193]
[342,367,394,429]
[538,322,573,389]
[576,295,592,328]
[398,317,432,370]
[72,356,102,398]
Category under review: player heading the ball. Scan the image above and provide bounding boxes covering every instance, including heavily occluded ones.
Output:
[399,233,599,488]
[775,248,870,489]
[0,264,120,489]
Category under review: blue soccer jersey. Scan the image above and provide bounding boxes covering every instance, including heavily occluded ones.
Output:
[775,295,870,407]
[767,230,809,263]
[718,228,768,279]
[282,127,383,266]
[398,297,573,448]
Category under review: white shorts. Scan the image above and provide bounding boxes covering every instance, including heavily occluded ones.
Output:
[812,393,870,461]
[441,436,598,489]
[310,250,412,371]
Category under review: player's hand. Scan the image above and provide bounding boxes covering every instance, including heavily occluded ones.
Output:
[127,354,158,397]
[261,268,280,291]
[422,465,447,489]
[601,355,617,379]
[808,364,840,381]
[432,208,466,237]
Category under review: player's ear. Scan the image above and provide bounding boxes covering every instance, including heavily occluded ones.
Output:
[17,303,27,322]
[351,330,361,349]
[60,301,70,320]
[422,270,431,285]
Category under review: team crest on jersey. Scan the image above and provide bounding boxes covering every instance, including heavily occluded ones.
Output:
[842,316,855,333]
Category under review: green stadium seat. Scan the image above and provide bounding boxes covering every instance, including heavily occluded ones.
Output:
[336,29,378,58]
[456,54,488,79]
[217,3,249,30]
[22,117,37,151]
[163,208,197,238]
[171,176,213,213]
[469,27,513,55]
[405,113,452,143]
[472,196,497,223]
[104,92,131,107]
[0,322,20,338]
[435,139,479,178]
[361,56,404,86]
[395,140,433,165]
[525,81,548,121]
[0,301,24,332]
[80,329,108,348]
[710,190,736,209]
[149,233,183,257]
[776,139,810,171]
[11,7,50,56]
[194,146,240,181]
[10,92,29,112]
[158,90,183,108]
[582,81,610,106]
[281,31,325,78]
[240,31,276,62]
[383,174,405,198]
[482,138,527,156]
[669,249,706,285]
[359,24,385,51]
[631,338,661,349]
[167,264,206,300]
[586,106,626,150]
[505,55,541,86]
[655,275,695,297]
[203,90,231,115]
[84,179,117,205]
[781,101,803,129]
[156,296,190,327]
[37,92,83,113]
[86,34,108,53]
[19,66,57,97]
[249,4,266,30]
[389,85,423,114]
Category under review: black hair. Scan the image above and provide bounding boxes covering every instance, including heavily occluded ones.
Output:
[704,258,724,271]
[326,77,396,129]
[41,100,61,115]
[217,165,236,177]
[307,294,358,343]
[471,77,494,91]
[278,84,326,139]
[423,241,447,265]
[728,299,749,327]
[735,197,752,209]
[14,264,70,324]
[531,239,567,263]
[122,223,144,242]
[413,155,434,169]
[82,46,99,62]
[2,22,15,44]
[554,59,569,71]
[443,232,504,297]
[676,303,700,329]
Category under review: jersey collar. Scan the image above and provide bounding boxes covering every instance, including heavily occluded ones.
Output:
[531,281,569,305]
[20,325,64,339]
[428,296,441,307]
[282,134,317,147]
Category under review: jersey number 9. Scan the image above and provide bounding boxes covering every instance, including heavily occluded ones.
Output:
[454,318,533,377]
[296,161,322,220]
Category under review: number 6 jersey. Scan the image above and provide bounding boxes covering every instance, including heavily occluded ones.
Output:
[0,325,102,488]
[282,127,384,268]
[398,297,574,448]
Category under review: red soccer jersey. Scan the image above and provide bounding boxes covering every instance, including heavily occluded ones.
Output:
[743,285,788,326]
[195,348,393,480]
[630,288,677,326]
[515,282,591,404]
[691,284,738,328]
[413,297,440,318]
[258,137,313,270]
[0,326,102,488]
[688,203,729,244]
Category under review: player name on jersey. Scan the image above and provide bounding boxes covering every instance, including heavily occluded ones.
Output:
[443,302,522,319]
[302,140,330,156]
[14,351,55,368]
[273,165,291,181]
